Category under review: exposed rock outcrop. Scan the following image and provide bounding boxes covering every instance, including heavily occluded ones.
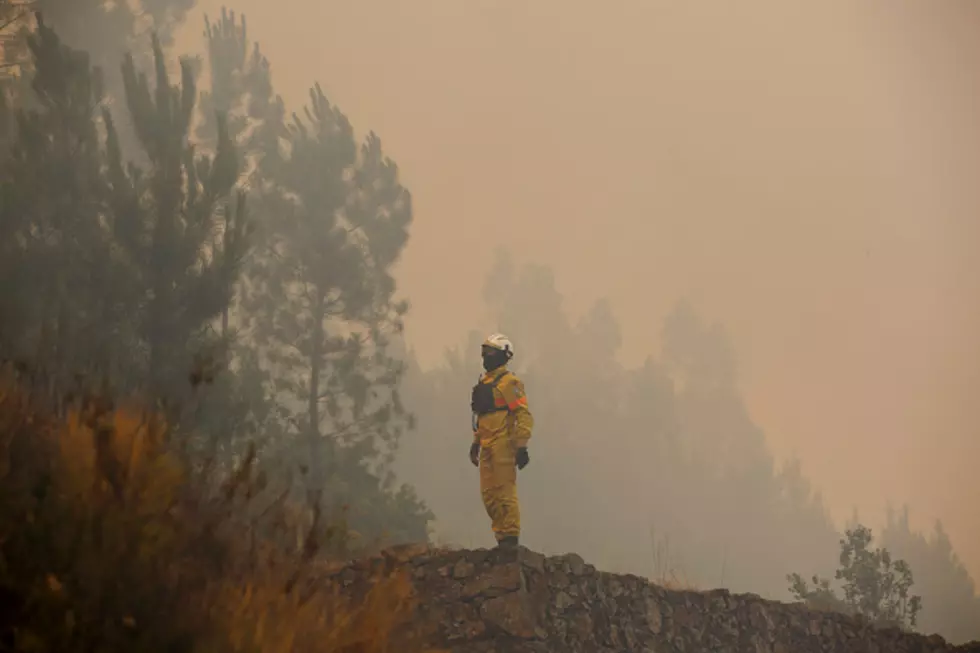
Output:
[330,545,980,653]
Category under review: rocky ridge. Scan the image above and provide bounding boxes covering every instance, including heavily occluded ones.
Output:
[330,544,980,653]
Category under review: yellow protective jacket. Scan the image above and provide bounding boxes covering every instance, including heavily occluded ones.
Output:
[472,365,533,449]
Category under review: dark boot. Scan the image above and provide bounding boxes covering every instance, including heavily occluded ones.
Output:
[497,536,519,550]
[493,536,519,563]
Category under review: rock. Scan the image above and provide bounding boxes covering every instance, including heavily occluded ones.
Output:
[324,546,980,653]
[443,604,487,641]
[521,548,546,573]
[565,553,586,576]
[606,577,624,598]
[383,542,431,564]
[645,598,663,634]
[461,562,522,599]
[453,558,476,580]
[748,602,774,633]
[481,592,538,639]
[553,590,574,611]
[568,610,594,641]
[548,570,570,589]
[672,605,694,629]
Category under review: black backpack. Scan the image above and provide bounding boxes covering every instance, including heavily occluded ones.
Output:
[471,370,510,417]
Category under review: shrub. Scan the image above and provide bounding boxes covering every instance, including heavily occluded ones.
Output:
[0,363,433,652]
[788,524,922,630]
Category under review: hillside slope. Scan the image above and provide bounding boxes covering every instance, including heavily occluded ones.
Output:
[336,545,980,653]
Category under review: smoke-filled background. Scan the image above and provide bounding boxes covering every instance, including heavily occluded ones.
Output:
[1,0,978,646]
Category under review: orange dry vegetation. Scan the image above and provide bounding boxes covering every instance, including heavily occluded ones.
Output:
[0,366,444,653]
[654,571,700,592]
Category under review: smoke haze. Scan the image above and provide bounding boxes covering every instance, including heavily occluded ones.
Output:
[176,0,979,580]
[6,0,980,645]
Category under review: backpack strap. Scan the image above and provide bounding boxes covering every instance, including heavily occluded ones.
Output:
[487,370,513,415]
[471,370,512,432]
[488,369,510,389]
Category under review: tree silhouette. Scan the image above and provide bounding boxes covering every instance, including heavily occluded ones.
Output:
[789,524,923,630]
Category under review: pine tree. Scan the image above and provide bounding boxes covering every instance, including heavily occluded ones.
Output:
[108,33,248,403]
[241,81,428,545]
[197,6,282,156]
[181,12,431,543]
[254,84,410,466]
[170,8,290,466]
[1,13,250,409]
[31,0,195,75]
[0,13,116,396]
[196,7,283,338]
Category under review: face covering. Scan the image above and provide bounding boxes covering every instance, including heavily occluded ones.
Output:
[482,349,508,372]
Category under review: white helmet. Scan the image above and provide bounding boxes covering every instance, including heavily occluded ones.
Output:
[482,333,515,359]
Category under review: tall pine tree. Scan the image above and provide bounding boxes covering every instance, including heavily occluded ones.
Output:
[189,10,431,545]
[242,81,427,545]
[197,7,282,158]
[109,33,248,403]
[0,14,116,397]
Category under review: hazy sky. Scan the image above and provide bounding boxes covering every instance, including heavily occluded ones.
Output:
[178,0,980,578]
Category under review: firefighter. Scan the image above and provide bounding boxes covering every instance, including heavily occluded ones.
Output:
[469,333,533,550]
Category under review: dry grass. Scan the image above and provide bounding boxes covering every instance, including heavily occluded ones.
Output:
[657,574,700,592]
[0,364,442,652]
[647,526,700,591]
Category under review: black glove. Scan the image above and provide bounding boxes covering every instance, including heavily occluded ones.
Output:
[470,442,481,467]
[516,447,529,470]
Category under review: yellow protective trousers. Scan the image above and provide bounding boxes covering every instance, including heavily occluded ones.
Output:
[479,434,520,541]
[473,365,533,542]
